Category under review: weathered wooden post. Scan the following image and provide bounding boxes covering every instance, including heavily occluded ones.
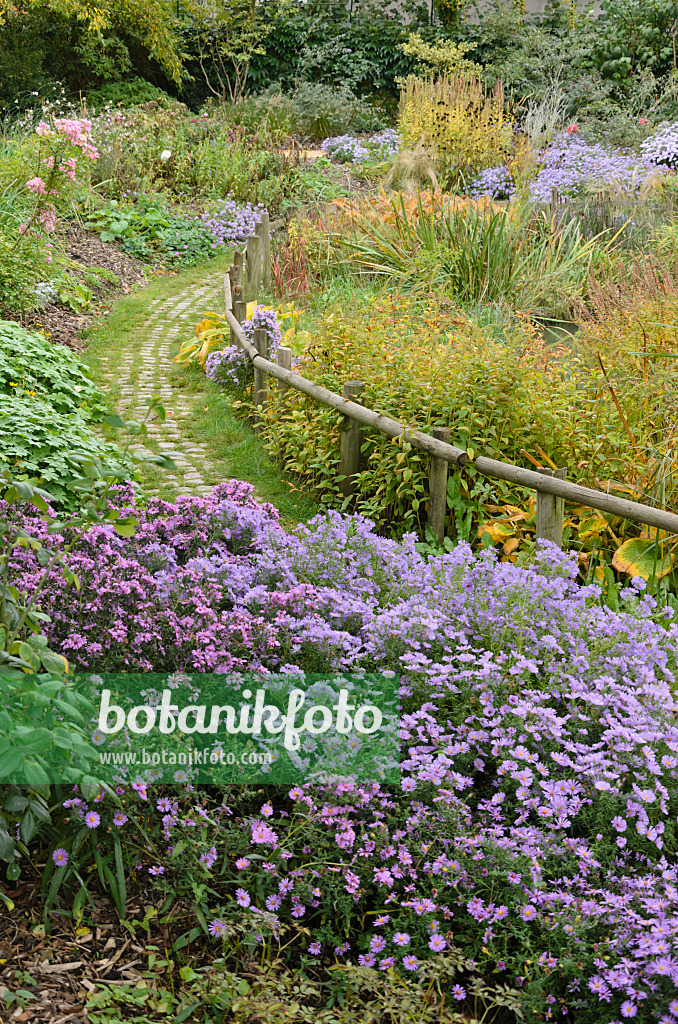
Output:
[550,186,559,222]
[428,425,450,545]
[245,232,261,301]
[253,327,268,430]
[229,250,243,293]
[276,345,292,400]
[260,211,271,292]
[339,381,365,500]
[536,466,567,548]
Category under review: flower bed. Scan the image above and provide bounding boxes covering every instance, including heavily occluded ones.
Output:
[6,481,678,1021]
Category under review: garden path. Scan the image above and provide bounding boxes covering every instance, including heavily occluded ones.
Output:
[97,271,223,498]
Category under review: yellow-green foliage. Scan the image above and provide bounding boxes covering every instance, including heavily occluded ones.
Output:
[253,294,639,537]
[398,75,512,181]
[398,34,482,78]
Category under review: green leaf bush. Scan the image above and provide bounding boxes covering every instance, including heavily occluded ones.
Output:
[243,294,648,538]
[0,322,131,508]
[0,396,131,507]
[0,320,108,418]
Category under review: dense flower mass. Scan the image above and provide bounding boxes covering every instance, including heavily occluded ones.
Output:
[201,198,267,245]
[322,129,399,164]
[9,483,678,1020]
[205,306,281,394]
[529,131,662,201]
[467,164,515,200]
[641,120,678,170]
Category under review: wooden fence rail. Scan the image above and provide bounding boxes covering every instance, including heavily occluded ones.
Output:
[225,221,678,550]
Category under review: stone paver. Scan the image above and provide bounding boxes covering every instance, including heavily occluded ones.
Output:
[98,273,223,497]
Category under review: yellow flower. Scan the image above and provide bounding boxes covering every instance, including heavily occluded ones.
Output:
[9,382,18,387]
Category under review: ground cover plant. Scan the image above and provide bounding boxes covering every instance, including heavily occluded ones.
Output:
[0,320,133,508]
[1,481,678,1022]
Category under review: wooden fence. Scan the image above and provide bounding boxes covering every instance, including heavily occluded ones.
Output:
[222,218,678,550]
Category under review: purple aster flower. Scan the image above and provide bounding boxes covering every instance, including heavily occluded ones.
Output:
[52,848,68,866]
[236,888,251,908]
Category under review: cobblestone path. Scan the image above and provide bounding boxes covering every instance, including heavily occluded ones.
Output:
[98,271,223,497]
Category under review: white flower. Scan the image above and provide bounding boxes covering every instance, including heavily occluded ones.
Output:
[160,150,172,163]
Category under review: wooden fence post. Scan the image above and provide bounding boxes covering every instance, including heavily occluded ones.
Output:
[550,186,559,221]
[276,345,292,399]
[260,211,271,292]
[536,466,567,548]
[229,251,243,293]
[245,233,261,301]
[253,328,268,429]
[428,425,450,545]
[339,381,365,500]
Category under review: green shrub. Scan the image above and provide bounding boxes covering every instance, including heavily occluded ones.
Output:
[0,230,52,313]
[338,194,599,318]
[0,320,108,418]
[0,396,132,507]
[85,195,220,267]
[84,76,174,111]
[236,292,648,540]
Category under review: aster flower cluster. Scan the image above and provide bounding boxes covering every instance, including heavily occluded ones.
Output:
[466,165,515,200]
[205,306,282,395]
[10,486,678,1020]
[641,121,678,170]
[201,198,267,246]
[321,129,399,165]
[529,131,662,201]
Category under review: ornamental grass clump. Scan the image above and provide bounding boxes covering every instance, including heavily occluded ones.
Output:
[5,483,678,1021]
[336,193,598,316]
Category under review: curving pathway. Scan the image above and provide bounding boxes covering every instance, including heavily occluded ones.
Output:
[97,271,224,498]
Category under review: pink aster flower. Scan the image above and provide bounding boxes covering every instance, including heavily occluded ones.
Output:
[428,934,447,951]
[393,932,410,946]
[85,811,100,828]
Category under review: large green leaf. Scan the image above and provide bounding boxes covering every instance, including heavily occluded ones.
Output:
[612,538,677,580]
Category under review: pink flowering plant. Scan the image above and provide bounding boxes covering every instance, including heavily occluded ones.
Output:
[15,118,99,252]
[3,481,678,1021]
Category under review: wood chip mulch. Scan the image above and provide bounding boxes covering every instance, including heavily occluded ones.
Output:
[0,876,176,1024]
[2,226,153,353]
